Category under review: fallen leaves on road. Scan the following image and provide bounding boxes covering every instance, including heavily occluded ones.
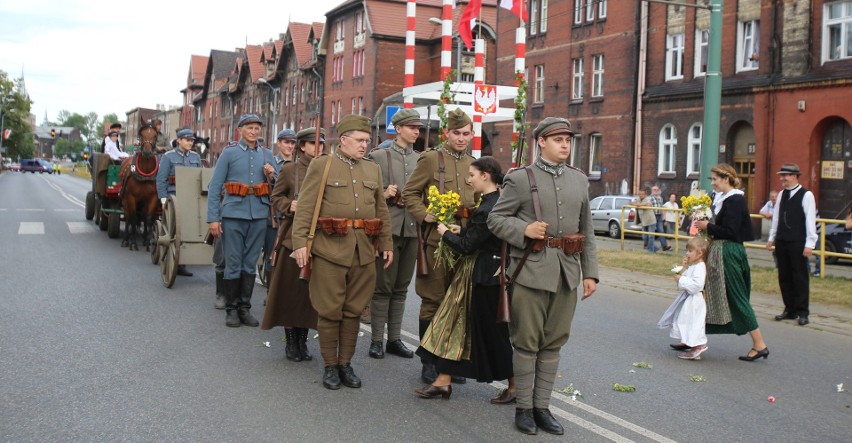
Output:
[612,383,636,392]
[256,341,271,348]
[632,361,653,369]
[689,375,706,382]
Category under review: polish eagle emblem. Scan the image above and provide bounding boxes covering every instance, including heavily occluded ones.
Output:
[474,85,497,114]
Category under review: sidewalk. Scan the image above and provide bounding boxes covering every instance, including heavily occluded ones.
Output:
[596,236,852,338]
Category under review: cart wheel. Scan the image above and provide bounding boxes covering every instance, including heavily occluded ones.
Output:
[158,196,180,288]
[95,199,104,228]
[107,213,121,238]
[150,220,162,265]
[85,192,95,220]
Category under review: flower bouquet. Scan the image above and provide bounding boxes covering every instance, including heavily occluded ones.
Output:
[426,185,462,270]
[680,193,713,237]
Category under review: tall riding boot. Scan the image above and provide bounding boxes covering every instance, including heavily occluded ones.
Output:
[284,328,302,362]
[419,319,437,384]
[237,273,259,327]
[224,278,242,327]
[297,328,313,361]
[214,272,226,310]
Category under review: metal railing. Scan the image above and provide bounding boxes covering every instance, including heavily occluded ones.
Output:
[618,205,852,278]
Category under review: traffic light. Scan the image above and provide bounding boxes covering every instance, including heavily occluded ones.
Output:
[50,129,56,137]
[83,153,89,160]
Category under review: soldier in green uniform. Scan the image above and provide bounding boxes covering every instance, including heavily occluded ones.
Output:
[487,117,599,436]
[365,109,422,360]
[401,108,477,384]
[291,115,394,390]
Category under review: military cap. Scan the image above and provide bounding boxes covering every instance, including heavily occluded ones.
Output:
[391,108,423,127]
[277,129,297,140]
[237,113,263,127]
[176,128,195,139]
[446,108,472,130]
[777,163,801,176]
[533,117,575,140]
[296,127,326,143]
[337,114,372,135]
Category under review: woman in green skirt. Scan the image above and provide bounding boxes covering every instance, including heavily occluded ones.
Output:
[695,163,770,361]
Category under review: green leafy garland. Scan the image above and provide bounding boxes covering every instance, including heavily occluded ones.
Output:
[511,71,529,164]
[436,70,457,144]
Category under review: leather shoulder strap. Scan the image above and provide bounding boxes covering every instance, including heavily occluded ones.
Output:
[525,167,543,221]
[386,149,394,184]
[438,150,446,194]
[306,155,334,255]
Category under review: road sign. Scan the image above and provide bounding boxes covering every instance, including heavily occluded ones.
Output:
[386,106,400,134]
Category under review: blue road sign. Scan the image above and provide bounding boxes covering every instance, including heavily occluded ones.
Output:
[386,106,400,134]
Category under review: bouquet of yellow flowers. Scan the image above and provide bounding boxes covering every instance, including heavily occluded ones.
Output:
[427,185,462,269]
[680,192,713,236]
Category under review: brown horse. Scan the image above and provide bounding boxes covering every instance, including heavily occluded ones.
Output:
[119,123,160,251]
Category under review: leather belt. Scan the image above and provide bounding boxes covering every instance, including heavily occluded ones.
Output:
[167,176,176,184]
[343,219,366,229]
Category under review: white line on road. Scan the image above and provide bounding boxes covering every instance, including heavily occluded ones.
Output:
[18,222,44,235]
[67,222,96,234]
[54,209,78,212]
[39,175,85,208]
[16,209,45,212]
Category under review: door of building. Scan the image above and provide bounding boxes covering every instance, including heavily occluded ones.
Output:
[819,119,852,218]
[733,156,756,210]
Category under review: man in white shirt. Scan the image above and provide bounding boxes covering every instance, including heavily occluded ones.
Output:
[759,190,778,219]
[104,131,129,161]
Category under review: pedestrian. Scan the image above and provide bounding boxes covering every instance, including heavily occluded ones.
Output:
[291,114,393,390]
[635,189,658,253]
[663,192,679,235]
[488,117,599,436]
[365,109,422,360]
[415,156,515,402]
[766,163,817,326]
[207,114,276,328]
[262,127,325,362]
[759,190,779,219]
[694,163,769,361]
[401,108,477,385]
[156,128,202,277]
[658,236,709,360]
[651,186,672,251]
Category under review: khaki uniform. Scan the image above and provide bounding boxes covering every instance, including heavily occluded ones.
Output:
[401,146,476,321]
[291,153,393,366]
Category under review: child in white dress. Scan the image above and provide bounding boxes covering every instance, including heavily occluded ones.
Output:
[657,237,709,360]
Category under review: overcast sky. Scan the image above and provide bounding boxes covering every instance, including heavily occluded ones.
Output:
[0,0,345,125]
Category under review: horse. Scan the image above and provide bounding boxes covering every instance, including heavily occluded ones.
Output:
[119,123,160,251]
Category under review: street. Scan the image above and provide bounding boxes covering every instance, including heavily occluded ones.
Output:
[1,170,850,442]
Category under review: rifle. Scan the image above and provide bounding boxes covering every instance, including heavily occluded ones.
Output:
[415,106,432,277]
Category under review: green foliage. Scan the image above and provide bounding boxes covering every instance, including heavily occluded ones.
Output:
[511,72,529,164]
[54,138,86,157]
[58,110,101,146]
[0,70,35,161]
[632,362,653,369]
[612,383,637,392]
[436,70,456,145]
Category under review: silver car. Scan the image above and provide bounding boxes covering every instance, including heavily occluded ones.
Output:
[589,195,642,238]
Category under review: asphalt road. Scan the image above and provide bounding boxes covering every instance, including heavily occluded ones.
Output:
[1,170,850,442]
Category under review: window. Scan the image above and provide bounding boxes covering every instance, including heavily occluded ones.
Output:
[591,54,604,97]
[658,124,677,174]
[599,198,613,211]
[687,123,702,175]
[336,21,344,42]
[355,11,365,37]
[666,33,685,80]
[351,98,357,115]
[573,0,583,25]
[586,0,595,22]
[530,0,538,35]
[694,29,709,76]
[358,96,364,115]
[572,58,584,100]
[337,101,342,124]
[331,100,337,125]
[292,85,297,105]
[589,133,602,177]
[824,1,852,62]
[541,0,548,33]
[534,65,545,103]
[570,134,582,168]
[300,83,306,103]
[599,0,607,18]
[351,50,365,78]
[737,20,760,72]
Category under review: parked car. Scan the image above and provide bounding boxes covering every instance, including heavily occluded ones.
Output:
[823,223,852,264]
[20,159,53,174]
[590,195,642,238]
[9,163,20,172]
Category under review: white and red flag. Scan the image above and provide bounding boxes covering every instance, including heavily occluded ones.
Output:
[500,0,528,21]
[459,0,482,50]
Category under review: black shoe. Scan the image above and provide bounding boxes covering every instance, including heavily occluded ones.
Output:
[323,366,341,390]
[369,341,385,359]
[238,309,259,327]
[297,328,313,361]
[670,343,691,351]
[284,329,302,362]
[774,311,798,321]
[533,408,564,435]
[451,375,466,384]
[176,265,193,277]
[414,384,452,399]
[421,362,437,384]
[514,408,537,435]
[663,245,672,252]
[798,316,809,326]
[386,339,413,358]
[738,347,770,362]
[338,363,362,388]
[225,310,241,328]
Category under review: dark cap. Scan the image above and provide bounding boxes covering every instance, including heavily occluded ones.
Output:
[109,122,122,129]
[107,131,119,137]
[533,117,574,140]
[237,114,263,127]
[176,128,195,139]
[777,163,801,175]
[446,108,472,130]
[296,127,326,143]
[277,129,297,140]
[337,114,372,135]
[391,108,423,127]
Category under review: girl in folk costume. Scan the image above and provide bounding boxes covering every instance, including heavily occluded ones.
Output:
[658,237,710,360]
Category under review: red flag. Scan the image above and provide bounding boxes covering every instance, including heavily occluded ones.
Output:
[500,0,528,22]
[459,0,482,51]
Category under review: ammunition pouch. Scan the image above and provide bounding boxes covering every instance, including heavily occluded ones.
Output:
[224,182,270,197]
[532,233,586,255]
[318,217,383,237]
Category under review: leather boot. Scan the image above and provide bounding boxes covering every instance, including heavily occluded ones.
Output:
[338,363,362,388]
[284,328,302,362]
[224,278,241,327]
[237,273,259,327]
[214,272,226,310]
[297,328,313,361]
[533,408,564,435]
[419,319,437,384]
[515,408,537,435]
[323,365,341,390]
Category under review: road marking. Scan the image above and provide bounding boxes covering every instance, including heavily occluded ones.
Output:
[67,222,96,234]
[54,209,77,212]
[18,222,44,235]
[17,209,45,212]
[39,175,85,208]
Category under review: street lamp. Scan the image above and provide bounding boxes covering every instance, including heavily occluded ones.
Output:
[256,77,277,144]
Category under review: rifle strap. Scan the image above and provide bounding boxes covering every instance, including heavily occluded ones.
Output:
[385,149,394,184]
[438,150,446,194]
[526,167,543,221]
[294,153,301,198]
[305,154,334,256]
[501,167,543,287]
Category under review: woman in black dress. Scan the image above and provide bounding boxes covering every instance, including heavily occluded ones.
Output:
[415,156,515,401]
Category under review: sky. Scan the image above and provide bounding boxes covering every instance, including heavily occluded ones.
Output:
[0,0,345,126]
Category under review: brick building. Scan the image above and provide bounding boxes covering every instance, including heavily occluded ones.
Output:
[179,55,209,131]
[192,49,239,159]
[124,107,158,147]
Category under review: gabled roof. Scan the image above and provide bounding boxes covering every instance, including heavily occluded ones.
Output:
[189,55,208,87]
[197,49,238,101]
[288,22,314,67]
[311,22,324,40]
[245,45,265,83]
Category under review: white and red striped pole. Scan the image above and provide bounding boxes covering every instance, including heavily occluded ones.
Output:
[440,0,453,79]
[512,25,526,167]
[404,0,416,109]
[472,38,484,159]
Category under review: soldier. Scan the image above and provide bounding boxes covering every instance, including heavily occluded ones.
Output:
[260,129,297,290]
[156,128,202,277]
[262,127,326,362]
[151,119,168,154]
[207,114,276,328]
[291,115,393,390]
[401,108,476,384]
[487,117,599,436]
[365,109,422,360]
